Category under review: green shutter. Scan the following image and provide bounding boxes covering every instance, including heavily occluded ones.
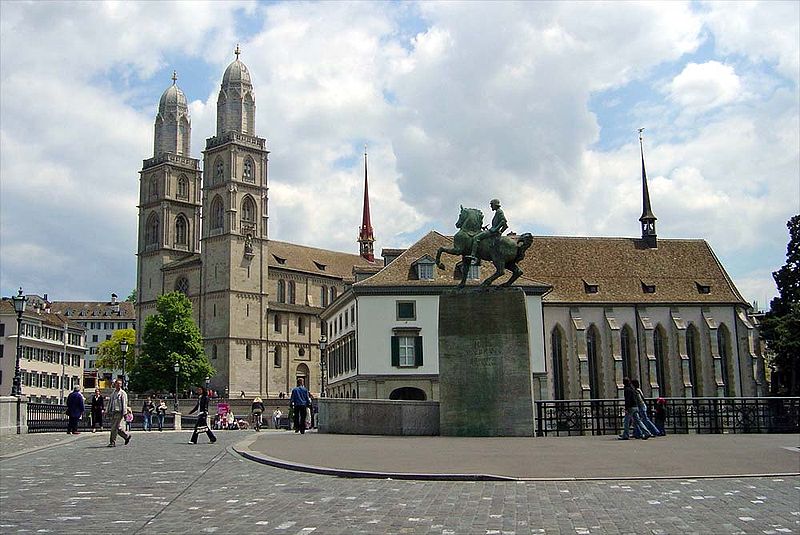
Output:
[391,336,400,366]
[415,337,423,366]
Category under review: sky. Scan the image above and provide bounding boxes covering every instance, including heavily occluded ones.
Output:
[1,0,798,309]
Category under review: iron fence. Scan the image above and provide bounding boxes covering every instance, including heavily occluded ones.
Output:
[26,403,179,433]
[534,397,800,437]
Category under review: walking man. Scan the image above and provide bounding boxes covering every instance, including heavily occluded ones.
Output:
[66,384,85,434]
[141,396,155,432]
[619,377,651,440]
[107,379,132,447]
[290,378,311,434]
[188,386,217,444]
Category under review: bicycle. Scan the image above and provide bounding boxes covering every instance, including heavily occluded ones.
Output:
[252,410,262,432]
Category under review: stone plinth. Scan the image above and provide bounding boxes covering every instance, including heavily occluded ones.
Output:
[438,288,534,436]
[318,398,439,435]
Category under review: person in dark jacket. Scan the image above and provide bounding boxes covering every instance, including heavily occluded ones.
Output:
[90,388,104,433]
[290,378,311,434]
[188,386,217,444]
[66,385,85,434]
[619,377,651,440]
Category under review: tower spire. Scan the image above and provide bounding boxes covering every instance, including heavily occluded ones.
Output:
[358,145,375,262]
[172,70,177,84]
[638,128,657,248]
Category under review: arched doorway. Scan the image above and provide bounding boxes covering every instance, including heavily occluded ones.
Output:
[295,363,310,387]
[389,387,426,401]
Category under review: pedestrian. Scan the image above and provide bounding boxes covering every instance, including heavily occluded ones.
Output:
[66,384,85,435]
[107,379,132,447]
[251,397,264,431]
[290,377,311,434]
[632,379,661,437]
[188,386,217,444]
[619,377,651,440]
[124,407,134,432]
[240,390,246,398]
[654,397,668,436]
[272,408,282,429]
[141,396,155,432]
[156,399,167,431]
[90,388,105,433]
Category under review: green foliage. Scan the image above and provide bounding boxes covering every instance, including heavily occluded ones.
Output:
[761,215,800,395]
[129,292,213,393]
[95,329,136,372]
[126,288,137,302]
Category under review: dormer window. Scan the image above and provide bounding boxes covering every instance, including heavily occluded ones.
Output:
[412,256,436,281]
[272,254,286,265]
[583,279,599,294]
[641,281,656,294]
[314,261,327,271]
[696,282,711,295]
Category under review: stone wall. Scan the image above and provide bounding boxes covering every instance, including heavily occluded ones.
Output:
[0,396,27,434]
[317,398,439,435]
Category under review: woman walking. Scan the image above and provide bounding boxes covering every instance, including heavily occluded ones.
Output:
[90,388,105,433]
[188,386,217,444]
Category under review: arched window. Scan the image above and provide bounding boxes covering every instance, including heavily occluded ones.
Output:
[177,175,188,199]
[273,346,281,367]
[321,286,328,307]
[288,281,296,304]
[687,324,701,397]
[298,347,305,357]
[621,325,634,380]
[389,387,426,401]
[243,157,254,182]
[145,213,160,247]
[718,324,732,396]
[148,176,158,199]
[551,326,566,400]
[654,325,667,395]
[296,363,309,386]
[330,286,337,303]
[214,158,224,184]
[175,215,188,246]
[277,280,285,303]
[298,316,305,334]
[245,344,252,361]
[210,196,224,231]
[241,196,255,224]
[586,325,601,399]
[274,314,281,333]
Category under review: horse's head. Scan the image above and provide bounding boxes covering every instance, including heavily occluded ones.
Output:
[456,207,484,232]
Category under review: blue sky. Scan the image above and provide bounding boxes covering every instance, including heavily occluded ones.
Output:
[1,1,798,310]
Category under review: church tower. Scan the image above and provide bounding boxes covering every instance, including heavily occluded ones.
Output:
[358,147,375,262]
[638,128,657,248]
[136,72,202,329]
[200,46,270,394]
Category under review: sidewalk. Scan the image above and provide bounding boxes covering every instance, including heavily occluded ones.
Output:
[235,431,800,481]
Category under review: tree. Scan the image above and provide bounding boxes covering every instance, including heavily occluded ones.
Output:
[129,292,214,393]
[95,329,136,373]
[126,288,137,303]
[761,215,800,395]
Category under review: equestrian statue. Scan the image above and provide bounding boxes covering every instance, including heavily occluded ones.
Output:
[435,199,533,288]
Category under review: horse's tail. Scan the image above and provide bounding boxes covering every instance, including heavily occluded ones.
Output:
[514,233,534,262]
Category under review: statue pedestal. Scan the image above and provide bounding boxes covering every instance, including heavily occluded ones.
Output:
[438,288,534,436]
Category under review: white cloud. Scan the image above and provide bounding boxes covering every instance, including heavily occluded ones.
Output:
[667,61,743,111]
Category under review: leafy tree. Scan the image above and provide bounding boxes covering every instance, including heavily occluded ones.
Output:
[761,215,800,395]
[95,329,136,373]
[129,292,213,393]
[126,288,137,302]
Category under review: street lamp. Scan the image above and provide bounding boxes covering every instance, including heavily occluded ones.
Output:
[174,363,180,411]
[318,334,328,397]
[11,288,27,396]
[119,339,129,390]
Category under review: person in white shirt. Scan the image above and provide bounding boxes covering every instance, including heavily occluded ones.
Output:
[107,379,132,447]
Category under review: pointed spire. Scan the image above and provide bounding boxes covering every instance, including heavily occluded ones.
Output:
[638,128,657,248]
[172,70,177,85]
[358,145,375,262]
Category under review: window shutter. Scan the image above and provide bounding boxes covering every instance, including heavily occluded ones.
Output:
[415,337,423,366]
[391,336,400,366]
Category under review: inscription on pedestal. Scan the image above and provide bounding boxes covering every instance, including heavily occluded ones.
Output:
[438,288,534,436]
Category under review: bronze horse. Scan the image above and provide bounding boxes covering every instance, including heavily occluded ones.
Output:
[435,206,533,288]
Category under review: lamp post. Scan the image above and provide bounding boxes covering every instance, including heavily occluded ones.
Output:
[119,339,129,390]
[11,288,27,397]
[318,334,327,397]
[174,363,180,411]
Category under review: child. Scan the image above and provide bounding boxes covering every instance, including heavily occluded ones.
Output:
[654,397,667,436]
[124,407,134,432]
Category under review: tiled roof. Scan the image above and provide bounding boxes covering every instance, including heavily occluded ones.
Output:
[356,232,747,305]
[0,299,83,329]
[267,240,375,282]
[49,300,136,319]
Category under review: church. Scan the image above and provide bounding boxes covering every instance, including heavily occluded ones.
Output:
[136,48,375,397]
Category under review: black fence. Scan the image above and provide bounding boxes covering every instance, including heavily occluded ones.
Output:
[26,403,179,434]
[535,397,800,437]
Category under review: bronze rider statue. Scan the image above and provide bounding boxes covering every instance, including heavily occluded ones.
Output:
[469,198,508,265]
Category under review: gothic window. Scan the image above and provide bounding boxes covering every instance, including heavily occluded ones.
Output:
[148,176,158,199]
[243,157,254,183]
[214,158,224,184]
[330,286,337,303]
[241,196,255,224]
[145,213,160,247]
[175,277,189,295]
[277,280,285,303]
[687,324,701,397]
[321,286,328,307]
[210,196,224,231]
[718,324,732,396]
[288,281,296,304]
[551,326,566,400]
[175,215,188,247]
[654,325,667,395]
[177,175,188,199]
[621,325,634,380]
[586,325,601,399]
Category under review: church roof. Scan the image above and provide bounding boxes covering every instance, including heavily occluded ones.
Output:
[354,232,747,305]
[158,82,188,113]
[267,240,376,282]
[222,58,252,86]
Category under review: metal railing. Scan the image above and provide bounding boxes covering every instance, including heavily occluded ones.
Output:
[26,403,178,434]
[534,397,799,437]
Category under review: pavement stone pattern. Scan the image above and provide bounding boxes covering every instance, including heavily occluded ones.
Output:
[0,430,797,534]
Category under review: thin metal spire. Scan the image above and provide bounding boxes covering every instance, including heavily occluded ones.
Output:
[172,70,177,85]
[638,128,657,246]
[235,43,241,60]
[358,144,375,262]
